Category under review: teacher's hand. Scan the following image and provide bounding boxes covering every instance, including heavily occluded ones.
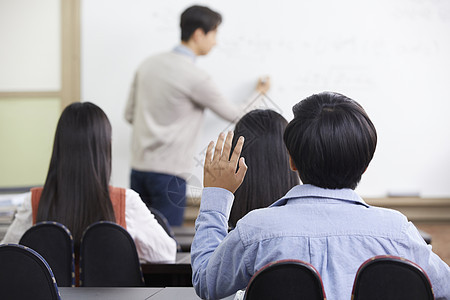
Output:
[256,76,271,94]
[203,131,247,193]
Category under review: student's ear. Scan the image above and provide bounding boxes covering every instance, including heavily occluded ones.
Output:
[289,155,298,171]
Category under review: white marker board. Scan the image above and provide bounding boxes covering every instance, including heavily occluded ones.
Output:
[82,0,450,197]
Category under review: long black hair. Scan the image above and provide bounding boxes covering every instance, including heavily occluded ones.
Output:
[36,102,116,246]
[229,109,299,228]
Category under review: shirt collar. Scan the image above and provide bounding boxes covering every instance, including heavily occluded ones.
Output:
[270,184,369,208]
[173,44,196,62]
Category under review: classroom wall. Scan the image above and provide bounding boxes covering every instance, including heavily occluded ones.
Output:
[81,0,450,198]
[0,0,60,91]
[0,98,60,187]
[0,0,61,188]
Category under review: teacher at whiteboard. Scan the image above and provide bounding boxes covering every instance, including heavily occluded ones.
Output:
[124,5,269,226]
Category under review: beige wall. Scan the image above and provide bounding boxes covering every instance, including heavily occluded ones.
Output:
[0,0,79,189]
[0,98,59,187]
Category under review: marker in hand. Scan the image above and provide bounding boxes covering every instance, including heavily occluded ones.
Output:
[257,76,270,93]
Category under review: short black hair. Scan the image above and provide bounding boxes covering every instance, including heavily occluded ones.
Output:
[180,5,222,41]
[283,92,377,190]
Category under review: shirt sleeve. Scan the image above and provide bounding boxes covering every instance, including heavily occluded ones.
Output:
[190,76,241,123]
[1,193,33,244]
[191,188,252,300]
[124,72,138,124]
[190,77,272,125]
[400,221,450,299]
[125,189,177,263]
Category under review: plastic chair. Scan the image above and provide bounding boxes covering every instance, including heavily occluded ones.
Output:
[148,207,182,252]
[19,221,75,287]
[244,259,326,300]
[0,244,61,300]
[352,255,434,300]
[148,206,175,237]
[79,221,144,287]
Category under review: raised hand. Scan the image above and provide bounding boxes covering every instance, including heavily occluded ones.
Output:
[203,131,247,193]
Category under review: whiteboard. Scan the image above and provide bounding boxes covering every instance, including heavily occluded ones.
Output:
[81,0,450,197]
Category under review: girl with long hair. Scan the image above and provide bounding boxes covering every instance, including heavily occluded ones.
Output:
[2,102,176,263]
[228,109,299,228]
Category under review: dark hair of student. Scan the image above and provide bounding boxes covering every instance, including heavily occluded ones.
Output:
[180,5,222,41]
[36,102,116,246]
[283,92,377,190]
[229,109,300,228]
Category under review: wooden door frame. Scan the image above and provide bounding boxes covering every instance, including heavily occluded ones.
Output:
[61,0,80,109]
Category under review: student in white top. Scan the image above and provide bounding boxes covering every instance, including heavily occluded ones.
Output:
[124,5,270,226]
[1,102,176,263]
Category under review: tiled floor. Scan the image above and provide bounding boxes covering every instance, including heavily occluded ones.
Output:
[415,221,450,265]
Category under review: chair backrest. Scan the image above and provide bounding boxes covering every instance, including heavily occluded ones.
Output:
[79,221,144,287]
[148,207,182,252]
[0,244,61,300]
[19,221,75,287]
[352,255,434,300]
[148,207,175,238]
[244,259,326,300]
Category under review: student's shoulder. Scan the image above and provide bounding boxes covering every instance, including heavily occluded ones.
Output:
[364,205,410,231]
[232,206,288,246]
[123,188,141,200]
[367,205,408,221]
[114,188,150,214]
[236,206,280,228]
[109,186,141,203]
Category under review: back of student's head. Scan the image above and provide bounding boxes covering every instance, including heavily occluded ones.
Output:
[180,5,222,41]
[284,92,377,190]
[37,102,116,246]
[229,109,299,228]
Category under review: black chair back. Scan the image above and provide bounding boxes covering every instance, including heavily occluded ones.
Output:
[148,206,175,237]
[19,221,75,287]
[352,255,434,300]
[244,259,326,300]
[148,207,182,252]
[79,221,144,287]
[0,244,61,300]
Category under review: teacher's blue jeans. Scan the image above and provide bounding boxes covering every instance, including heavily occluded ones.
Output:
[130,170,186,226]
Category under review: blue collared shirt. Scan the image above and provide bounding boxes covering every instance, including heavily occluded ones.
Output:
[191,184,450,300]
[173,44,196,62]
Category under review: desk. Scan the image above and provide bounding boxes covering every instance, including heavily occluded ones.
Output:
[58,287,202,300]
[148,287,201,300]
[58,287,163,300]
[142,252,192,287]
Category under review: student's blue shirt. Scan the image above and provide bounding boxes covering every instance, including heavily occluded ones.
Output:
[191,184,450,300]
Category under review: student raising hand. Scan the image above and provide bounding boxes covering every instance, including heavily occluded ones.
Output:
[203,131,247,193]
